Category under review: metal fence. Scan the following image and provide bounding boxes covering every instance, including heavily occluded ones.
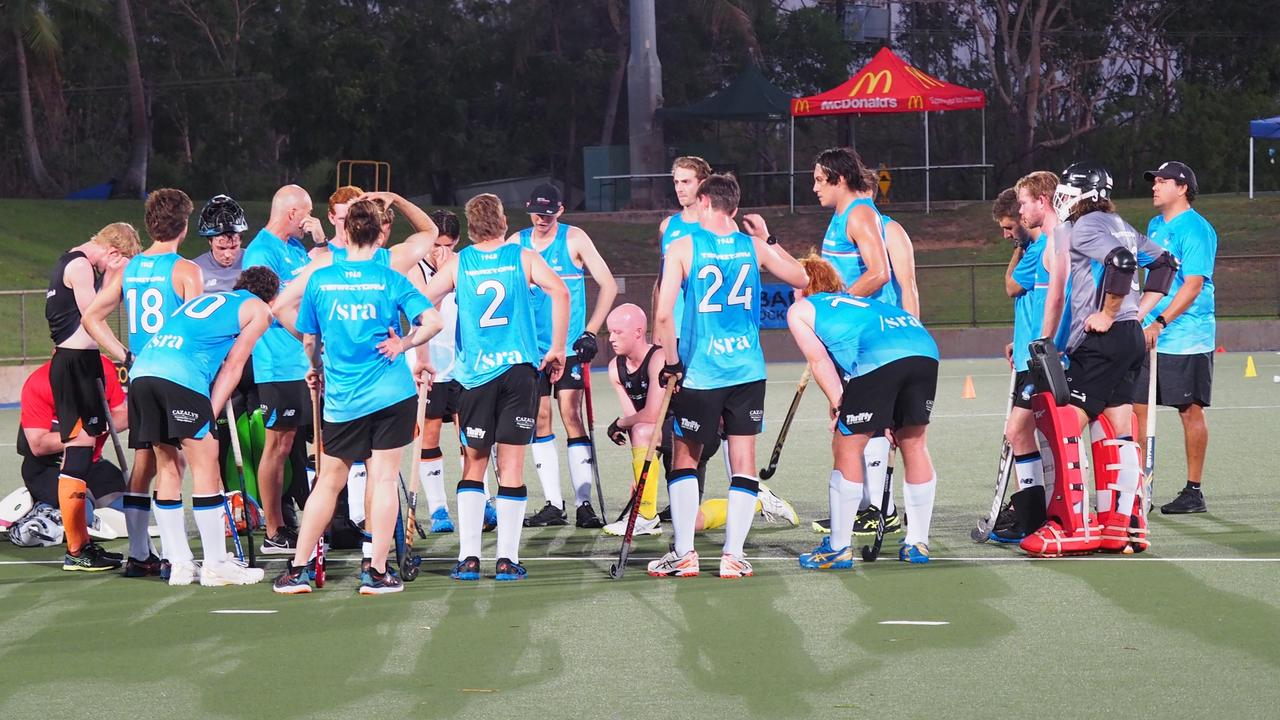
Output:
[2,254,1275,364]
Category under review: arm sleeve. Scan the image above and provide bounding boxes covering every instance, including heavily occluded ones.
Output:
[394,273,433,325]
[295,280,319,335]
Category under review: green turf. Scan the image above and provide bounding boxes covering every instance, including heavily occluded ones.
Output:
[0,356,1278,718]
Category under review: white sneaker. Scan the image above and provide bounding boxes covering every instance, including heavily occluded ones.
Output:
[646,549,699,577]
[757,483,798,526]
[200,558,266,587]
[719,553,754,578]
[167,559,198,586]
[603,513,662,537]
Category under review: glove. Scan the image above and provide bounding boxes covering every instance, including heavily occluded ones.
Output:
[659,359,685,388]
[572,331,598,364]
[607,418,627,446]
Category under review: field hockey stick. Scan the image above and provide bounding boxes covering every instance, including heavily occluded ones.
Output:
[972,368,1019,542]
[759,366,811,479]
[398,473,427,539]
[609,377,676,580]
[405,379,430,541]
[861,445,896,561]
[581,361,607,516]
[309,384,326,588]
[95,378,129,479]
[224,400,256,567]
[1143,346,1157,513]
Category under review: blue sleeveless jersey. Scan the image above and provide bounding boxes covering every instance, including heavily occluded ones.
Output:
[242,228,312,382]
[131,290,257,397]
[809,291,938,380]
[661,213,699,339]
[880,213,905,308]
[122,252,184,352]
[453,244,541,389]
[517,224,585,355]
[822,198,898,306]
[679,229,765,390]
[331,246,391,266]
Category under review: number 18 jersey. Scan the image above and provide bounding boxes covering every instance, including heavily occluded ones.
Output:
[679,229,765,390]
[453,243,541,389]
[122,252,183,352]
[130,290,257,398]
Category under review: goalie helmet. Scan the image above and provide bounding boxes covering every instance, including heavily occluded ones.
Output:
[198,194,248,237]
[1052,162,1113,222]
[9,505,63,547]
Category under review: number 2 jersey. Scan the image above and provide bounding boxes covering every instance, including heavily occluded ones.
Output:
[679,229,766,390]
[453,243,541,390]
[807,291,938,380]
[130,290,258,398]
[516,224,585,356]
[122,252,184,351]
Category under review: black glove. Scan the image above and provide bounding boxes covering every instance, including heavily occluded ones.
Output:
[659,359,685,388]
[572,331,598,364]
[607,418,627,446]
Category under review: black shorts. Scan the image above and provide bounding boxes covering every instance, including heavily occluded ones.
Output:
[1011,369,1034,410]
[1064,320,1145,418]
[670,380,766,448]
[536,355,587,397]
[23,457,125,507]
[1134,351,1213,408]
[425,380,461,421]
[128,377,215,446]
[258,380,313,429]
[457,365,539,453]
[837,356,938,435]
[322,396,417,462]
[50,348,107,441]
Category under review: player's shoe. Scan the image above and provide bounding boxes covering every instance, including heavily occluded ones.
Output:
[1160,486,1206,514]
[167,559,199,586]
[63,543,122,573]
[450,556,480,581]
[990,499,1027,542]
[260,529,298,555]
[495,557,527,581]
[657,505,672,522]
[757,484,798,526]
[123,552,163,577]
[898,542,930,564]
[429,506,455,533]
[853,507,903,536]
[602,513,662,537]
[272,561,313,595]
[159,559,172,580]
[483,500,498,532]
[524,501,568,527]
[647,549,699,577]
[811,518,832,534]
[84,542,124,563]
[799,537,855,570]
[201,558,265,586]
[718,553,754,579]
[575,501,605,529]
[359,566,404,595]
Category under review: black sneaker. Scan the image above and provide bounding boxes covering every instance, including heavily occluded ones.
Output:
[159,559,172,580]
[811,517,832,534]
[1160,487,1207,514]
[523,501,568,527]
[852,507,902,536]
[495,557,527,581]
[993,499,1018,534]
[451,555,481,581]
[63,544,122,573]
[575,502,605,529]
[260,530,298,555]
[657,505,672,522]
[84,542,124,563]
[123,552,163,577]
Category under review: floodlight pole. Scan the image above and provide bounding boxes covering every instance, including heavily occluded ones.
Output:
[627,0,664,209]
[924,111,931,213]
[981,106,987,202]
[1249,136,1254,200]
[789,116,796,213]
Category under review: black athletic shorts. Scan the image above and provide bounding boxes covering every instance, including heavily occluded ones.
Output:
[458,364,539,453]
[671,380,766,448]
[258,380,312,429]
[23,457,125,507]
[322,395,417,462]
[425,379,461,421]
[1011,369,1035,410]
[128,377,215,446]
[1064,320,1145,418]
[50,348,107,441]
[1133,351,1213,408]
[837,356,938,435]
[536,355,587,397]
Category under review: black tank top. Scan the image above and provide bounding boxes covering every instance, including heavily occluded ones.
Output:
[615,346,659,412]
[46,250,99,344]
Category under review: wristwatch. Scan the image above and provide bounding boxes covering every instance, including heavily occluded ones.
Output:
[766,234,779,246]
[1155,315,1169,328]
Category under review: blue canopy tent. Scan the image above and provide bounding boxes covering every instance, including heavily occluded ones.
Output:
[1250,116,1280,199]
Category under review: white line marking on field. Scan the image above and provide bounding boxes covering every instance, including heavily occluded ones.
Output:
[879,620,950,626]
[210,609,278,615]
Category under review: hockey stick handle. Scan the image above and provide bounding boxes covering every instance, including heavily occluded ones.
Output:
[1144,346,1158,439]
[410,377,430,474]
[96,377,129,478]
[582,360,597,428]
[759,365,811,479]
[224,399,255,566]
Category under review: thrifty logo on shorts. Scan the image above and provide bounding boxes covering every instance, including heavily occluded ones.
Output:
[466,427,487,439]
[172,409,201,424]
[844,412,873,425]
[679,418,701,432]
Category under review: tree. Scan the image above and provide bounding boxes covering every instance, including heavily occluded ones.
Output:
[114,0,149,198]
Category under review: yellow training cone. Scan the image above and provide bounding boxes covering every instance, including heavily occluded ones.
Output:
[961,375,977,399]
[1245,355,1257,378]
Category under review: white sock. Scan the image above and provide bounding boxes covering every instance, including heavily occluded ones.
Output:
[723,475,759,558]
[348,461,367,524]
[566,437,594,506]
[1114,438,1141,517]
[456,480,485,560]
[192,494,229,564]
[668,469,700,556]
[530,435,563,509]
[835,470,863,552]
[418,449,447,513]
[123,493,154,561]
[153,496,193,562]
[828,470,844,541]
[361,531,373,560]
[1014,452,1045,490]
[863,436,894,513]
[903,475,937,547]
[495,485,527,563]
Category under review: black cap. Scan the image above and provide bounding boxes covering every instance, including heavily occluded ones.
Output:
[1143,161,1197,193]
[526,183,563,215]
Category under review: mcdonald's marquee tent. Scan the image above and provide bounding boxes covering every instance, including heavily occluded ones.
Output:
[788,47,987,211]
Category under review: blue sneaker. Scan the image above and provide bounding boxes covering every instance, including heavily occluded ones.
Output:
[988,529,1025,544]
[799,537,854,570]
[495,557,527,582]
[898,542,930,564]
[483,500,498,532]
[272,561,313,595]
[358,566,404,595]
[450,555,480,581]
[430,506,455,533]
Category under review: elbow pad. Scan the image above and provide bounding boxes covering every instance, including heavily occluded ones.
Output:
[1101,247,1137,295]
[1142,251,1179,295]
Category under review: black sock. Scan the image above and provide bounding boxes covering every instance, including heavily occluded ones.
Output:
[1186,480,1201,491]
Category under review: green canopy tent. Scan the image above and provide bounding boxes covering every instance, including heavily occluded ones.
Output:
[659,62,792,122]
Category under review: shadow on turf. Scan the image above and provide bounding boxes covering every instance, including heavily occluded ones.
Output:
[1151,513,1280,557]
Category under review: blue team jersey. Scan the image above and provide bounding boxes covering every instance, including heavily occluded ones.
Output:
[122,252,184,352]
[880,213,905,307]
[1010,235,1044,372]
[296,259,432,423]
[808,291,938,379]
[679,229,765,390]
[517,224,585,355]
[453,243,541,389]
[331,246,391,266]
[1143,208,1217,354]
[131,290,257,397]
[242,229,312,382]
[821,198,898,306]
[661,213,699,339]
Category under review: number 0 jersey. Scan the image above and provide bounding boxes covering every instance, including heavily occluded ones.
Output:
[122,252,183,352]
[453,243,541,390]
[808,291,938,380]
[517,224,585,356]
[679,229,765,390]
[130,290,257,398]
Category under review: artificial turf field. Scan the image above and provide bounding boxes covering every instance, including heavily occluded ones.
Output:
[0,355,1277,719]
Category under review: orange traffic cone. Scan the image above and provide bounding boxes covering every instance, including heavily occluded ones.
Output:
[961,375,977,399]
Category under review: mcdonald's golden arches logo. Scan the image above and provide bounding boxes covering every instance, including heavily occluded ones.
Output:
[848,69,893,96]
[794,98,811,114]
[903,65,944,89]
[907,95,925,110]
